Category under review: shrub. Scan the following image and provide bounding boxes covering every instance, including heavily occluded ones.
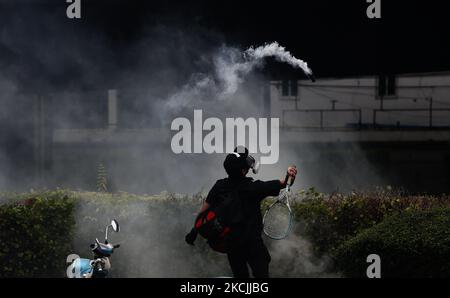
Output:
[0,190,75,277]
[1,188,450,277]
[0,190,227,278]
[334,208,450,278]
[292,188,450,257]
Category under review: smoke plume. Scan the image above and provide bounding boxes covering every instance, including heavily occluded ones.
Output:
[164,42,313,112]
[245,42,313,75]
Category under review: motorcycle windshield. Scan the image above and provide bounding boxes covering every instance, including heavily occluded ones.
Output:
[72,258,93,277]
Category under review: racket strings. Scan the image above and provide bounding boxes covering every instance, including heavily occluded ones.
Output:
[263,202,292,239]
[277,191,289,203]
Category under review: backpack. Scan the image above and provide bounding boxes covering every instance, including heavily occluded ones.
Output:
[194,188,243,253]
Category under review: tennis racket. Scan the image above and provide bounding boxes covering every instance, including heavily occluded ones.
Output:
[263,175,294,240]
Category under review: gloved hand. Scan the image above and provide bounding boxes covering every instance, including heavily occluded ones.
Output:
[282,165,297,187]
[185,228,198,245]
[286,165,297,185]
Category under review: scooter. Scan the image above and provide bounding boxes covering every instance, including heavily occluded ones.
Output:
[67,219,120,278]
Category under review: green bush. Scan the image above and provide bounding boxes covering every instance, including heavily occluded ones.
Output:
[292,188,450,257]
[0,190,75,277]
[2,188,450,277]
[0,190,227,278]
[334,208,450,278]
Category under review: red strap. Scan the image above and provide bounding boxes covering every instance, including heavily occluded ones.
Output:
[206,210,215,221]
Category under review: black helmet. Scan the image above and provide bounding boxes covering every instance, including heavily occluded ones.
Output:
[223,146,259,177]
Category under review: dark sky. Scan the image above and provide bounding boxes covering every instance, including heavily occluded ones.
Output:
[1,0,449,80]
[77,0,450,77]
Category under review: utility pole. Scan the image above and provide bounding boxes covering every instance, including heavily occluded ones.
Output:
[108,89,118,130]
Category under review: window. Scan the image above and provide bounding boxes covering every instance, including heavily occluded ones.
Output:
[282,80,290,96]
[387,75,396,95]
[378,75,396,98]
[281,80,298,97]
[290,80,298,96]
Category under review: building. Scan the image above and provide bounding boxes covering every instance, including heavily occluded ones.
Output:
[28,71,450,194]
[271,71,450,142]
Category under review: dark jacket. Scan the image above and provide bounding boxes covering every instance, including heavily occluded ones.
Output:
[205,176,282,248]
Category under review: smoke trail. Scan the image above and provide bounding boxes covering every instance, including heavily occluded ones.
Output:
[244,41,313,76]
[164,42,313,112]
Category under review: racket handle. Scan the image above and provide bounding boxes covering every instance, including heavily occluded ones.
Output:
[287,175,294,186]
[286,165,296,186]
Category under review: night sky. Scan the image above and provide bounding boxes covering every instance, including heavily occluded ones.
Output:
[1,0,449,80]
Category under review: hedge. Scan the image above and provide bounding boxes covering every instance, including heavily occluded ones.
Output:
[334,208,450,278]
[0,191,75,277]
[293,188,450,257]
[0,190,230,278]
[1,188,450,277]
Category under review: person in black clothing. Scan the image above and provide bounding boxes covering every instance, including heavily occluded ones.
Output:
[186,147,297,278]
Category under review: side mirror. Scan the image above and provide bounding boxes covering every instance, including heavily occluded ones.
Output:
[111,219,120,232]
[105,219,120,241]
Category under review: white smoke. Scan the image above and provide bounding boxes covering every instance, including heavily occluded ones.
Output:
[244,41,313,76]
[164,42,313,112]
[267,232,338,277]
